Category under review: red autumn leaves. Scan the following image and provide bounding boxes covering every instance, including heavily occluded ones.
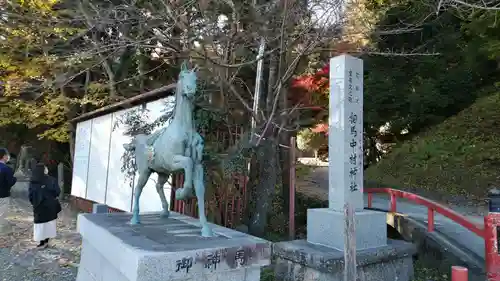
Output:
[290,63,330,134]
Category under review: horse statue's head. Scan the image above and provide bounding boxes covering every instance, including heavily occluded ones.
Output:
[178,61,197,100]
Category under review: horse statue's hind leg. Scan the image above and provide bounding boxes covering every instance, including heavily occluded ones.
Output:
[156,173,170,218]
[130,169,152,225]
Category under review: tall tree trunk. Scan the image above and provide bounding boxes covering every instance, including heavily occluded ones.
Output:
[60,86,76,164]
[248,52,279,237]
[276,0,296,222]
[79,0,118,99]
[243,38,268,230]
[279,116,291,220]
[280,136,290,218]
[248,138,278,237]
[243,152,258,228]
[68,125,75,163]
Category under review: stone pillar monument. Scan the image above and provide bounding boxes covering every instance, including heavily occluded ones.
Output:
[273,54,416,281]
[307,55,387,251]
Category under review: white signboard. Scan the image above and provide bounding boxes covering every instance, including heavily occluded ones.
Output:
[105,107,138,212]
[71,96,175,212]
[86,114,113,203]
[71,120,92,198]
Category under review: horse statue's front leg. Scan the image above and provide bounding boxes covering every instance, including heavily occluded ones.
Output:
[190,135,213,237]
[131,170,152,224]
[193,162,213,237]
[172,155,194,200]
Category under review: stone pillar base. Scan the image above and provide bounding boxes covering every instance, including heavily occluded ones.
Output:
[307,208,387,251]
[273,239,416,281]
[76,212,271,281]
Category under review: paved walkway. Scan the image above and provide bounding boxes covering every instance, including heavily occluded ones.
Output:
[0,196,80,281]
[297,165,486,260]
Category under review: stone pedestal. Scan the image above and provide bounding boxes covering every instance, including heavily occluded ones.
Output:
[307,208,387,251]
[76,212,271,281]
[270,54,416,281]
[273,239,416,281]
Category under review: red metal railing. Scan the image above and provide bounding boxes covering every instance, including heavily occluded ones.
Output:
[365,188,500,281]
[485,214,500,280]
[452,266,468,281]
[365,188,484,236]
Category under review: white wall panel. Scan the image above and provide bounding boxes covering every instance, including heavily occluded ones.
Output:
[86,114,113,203]
[105,108,137,212]
[71,120,92,198]
[72,96,175,212]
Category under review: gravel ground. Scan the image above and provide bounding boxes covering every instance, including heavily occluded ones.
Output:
[0,197,80,281]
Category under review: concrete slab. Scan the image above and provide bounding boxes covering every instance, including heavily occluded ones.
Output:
[76,212,271,281]
[273,239,416,281]
[307,208,387,251]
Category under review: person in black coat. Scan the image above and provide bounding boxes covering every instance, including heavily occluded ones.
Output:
[0,148,16,230]
[29,163,61,248]
[0,148,16,197]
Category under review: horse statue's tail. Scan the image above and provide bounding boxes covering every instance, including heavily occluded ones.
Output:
[123,139,136,151]
[123,135,154,171]
[123,134,150,152]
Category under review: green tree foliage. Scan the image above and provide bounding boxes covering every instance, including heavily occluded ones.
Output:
[0,0,83,141]
[0,0,181,143]
[362,0,499,137]
[366,89,500,199]
[297,128,327,158]
[361,1,500,201]
[3,0,500,243]
[462,10,500,64]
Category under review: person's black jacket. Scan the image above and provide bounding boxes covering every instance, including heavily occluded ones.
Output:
[0,162,16,198]
[29,176,61,224]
